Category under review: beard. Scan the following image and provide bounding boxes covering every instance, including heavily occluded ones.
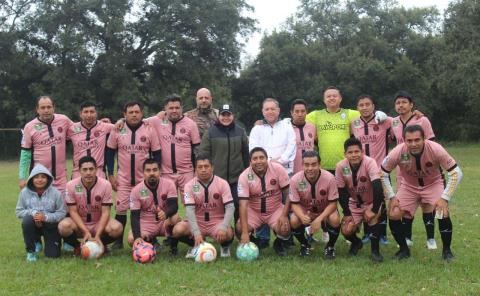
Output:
[147,178,158,187]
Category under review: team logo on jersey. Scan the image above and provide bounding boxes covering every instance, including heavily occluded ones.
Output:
[247,173,254,182]
[180,128,186,134]
[193,184,200,193]
[140,188,149,198]
[57,127,63,133]
[401,153,410,162]
[34,123,43,131]
[320,189,327,196]
[298,180,307,191]
[359,176,367,182]
[270,179,277,185]
[426,162,433,167]
[161,119,169,126]
[119,128,127,135]
[161,194,167,201]
[308,133,313,138]
[392,119,399,127]
[74,185,83,194]
[73,126,82,134]
[140,136,147,142]
[213,193,220,200]
[373,126,379,131]
[353,119,361,128]
[342,167,351,176]
[341,112,346,119]
[95,195,102,202]
[94,131,100,137]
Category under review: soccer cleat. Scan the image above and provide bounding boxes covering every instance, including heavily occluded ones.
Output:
[26,252,38,262]
[273,238,287,257]
[284,236,295,250]
[35,241,43,253]
[426,239,438,250]
[348,240,363,256]
[370,251,384,263]
[299,244,311,257]
[220,246,231,258]
[322,231,330,243]
[63,242,75,252]
[324,246,336,260]
[185,246,198,259]
[442,249,455,262]
[394,248,411,260]
[406,238,414,247]
[380,236,389,246]
[361,234,371,244]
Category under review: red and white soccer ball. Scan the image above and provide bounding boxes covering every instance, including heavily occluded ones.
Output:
[132,241,156,264]
[81,241,104,260]
[195,242,217,263]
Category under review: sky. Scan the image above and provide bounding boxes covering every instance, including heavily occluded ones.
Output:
[243,0,451,59]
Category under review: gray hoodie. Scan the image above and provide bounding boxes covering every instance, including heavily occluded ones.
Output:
[15,164,66,223]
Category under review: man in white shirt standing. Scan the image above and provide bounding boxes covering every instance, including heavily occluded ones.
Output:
[248,98,296,248]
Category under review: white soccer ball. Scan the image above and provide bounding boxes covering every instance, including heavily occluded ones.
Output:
[236,242,259,261]
[195,242,217,263]
[81,241,104,260]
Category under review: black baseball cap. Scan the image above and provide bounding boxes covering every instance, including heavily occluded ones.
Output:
[219,104,233,114]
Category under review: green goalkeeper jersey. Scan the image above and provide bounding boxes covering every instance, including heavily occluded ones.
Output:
[306,108,360,170]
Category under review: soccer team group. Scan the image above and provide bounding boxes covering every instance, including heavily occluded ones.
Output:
[15,86,462,263]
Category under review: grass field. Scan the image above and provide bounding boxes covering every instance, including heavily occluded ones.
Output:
[1,144,479,295]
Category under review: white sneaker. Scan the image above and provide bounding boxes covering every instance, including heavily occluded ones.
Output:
[406,238,414,247]
[220,246,231,258]
[322,231,329,243]
[426,239,438,250]
[185,247,198,259]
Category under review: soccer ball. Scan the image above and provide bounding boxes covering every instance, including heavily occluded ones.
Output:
[81,241,104,260]
[195,242,217,263]
[132,241,156,264]
[236,242,259,261]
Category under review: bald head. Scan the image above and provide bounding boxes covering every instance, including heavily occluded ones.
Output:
[196,88,213,110]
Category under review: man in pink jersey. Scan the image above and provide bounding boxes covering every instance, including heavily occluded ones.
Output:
[128,159,181,255]
[390,91,436,249]
[381,125,462,261]
[336,138,385,262]
[147,94,201,195]
[173,156,235,258]
[68,102,114,179]
[289,99,317,174]
[58,156,123,254]
[237,147,291,256]
[19,96,73,192]
[289,151,341,259]
[351,94,392,245]
[106,101,161,249]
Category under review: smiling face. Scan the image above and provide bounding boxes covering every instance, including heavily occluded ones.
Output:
[218,112,234,126]
[345,144,363,167]
[250,151,268,175]
[262,101,280,124]
[357,97,375,119]
[395,97,413,116]
[303,156,320,182]
[323,89,342,111]
[32,173,49,190]
[36,98,55,122]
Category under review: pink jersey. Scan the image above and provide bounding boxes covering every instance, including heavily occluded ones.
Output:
[351,117,392,166]
[184,176,233,223]
[65,177,113,224]
[335,156,380,205]
[21,114,72,190]
[237,162,290,215]
[68,121,114,176]
[129,178,178,223]
[289,169,338,214]
[107,122,161,186]
[390,115,435,145]
[148,116,200,174]
[381,140,456,189]
[292,121,316,174]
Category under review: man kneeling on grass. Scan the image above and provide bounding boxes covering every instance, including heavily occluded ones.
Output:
[58,156,123,255]
[16,164,66,262]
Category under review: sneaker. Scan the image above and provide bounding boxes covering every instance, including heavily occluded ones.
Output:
[324,246,336,260]
[426,239,438,250]
[111,240,124,250]
[370,251,384,263]
[26,252,38,262]
[406,238,414,247]
[220,246,231,258]
[380,236,389,246]
[442,249,455,262]
[322,232,330,243]
[35,242,43,253]
[299,244,311,257]
[394,248,411,260]
[185,246,198,259]
[361,234,371,244]
[348,240,363,256]
[273,238,287,257]
[63,242,75,252]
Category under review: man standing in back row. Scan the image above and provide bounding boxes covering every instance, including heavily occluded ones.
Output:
[185,88,219,138]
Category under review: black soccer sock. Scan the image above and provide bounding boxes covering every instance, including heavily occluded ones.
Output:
[363,222,371,237]
[221,237,234,247]
[292,225,309,246]
[345,233,361,245]
[64,233,80,247]
[370,223,381,253]
[114,214,127,243]
[402,217,413,240]
[390,219,408,249]
[101,235,115,246]
[178,236,194,247]
[326,224,340,248]
[423,212,435,240]
[380,207,388,237]
[170,238,179,249]
[438,217,453,251]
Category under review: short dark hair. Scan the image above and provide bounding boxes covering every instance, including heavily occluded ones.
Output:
[290,99,308,112]
[394,90,413,103]
[344,137,363,152]
[79,156,97,169]
[80,101,97,111]
[302,150,320,162]
[356,94,375,105]
[195,154,212,167]
[249,147,268,160]
[164,94,183,106]
[36,95,54,108]
[123,101,143,113]
[403,124,425,139]
[143,158,159,170]
[324,86,341,95]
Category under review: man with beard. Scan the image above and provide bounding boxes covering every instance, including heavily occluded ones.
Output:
[185,88,219,138]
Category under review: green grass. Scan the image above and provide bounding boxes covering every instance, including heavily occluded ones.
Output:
[1,144,479,295]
